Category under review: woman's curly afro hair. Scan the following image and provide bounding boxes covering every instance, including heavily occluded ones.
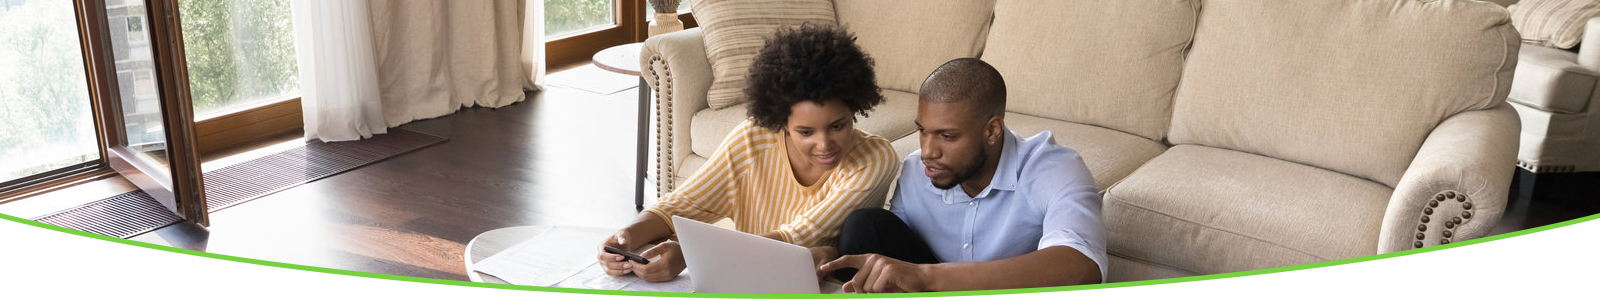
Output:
[744,23,883,132]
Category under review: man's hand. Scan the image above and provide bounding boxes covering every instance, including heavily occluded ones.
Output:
[633,241,687,282]
[820,254,932,293]
[598,229,644,276]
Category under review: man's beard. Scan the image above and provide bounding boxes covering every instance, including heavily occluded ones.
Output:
[929,146,986,190]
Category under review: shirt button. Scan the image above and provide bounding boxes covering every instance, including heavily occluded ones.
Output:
[969,202,975,207]
[963,243,970,249]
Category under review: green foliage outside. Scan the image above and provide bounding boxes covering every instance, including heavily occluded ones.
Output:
[546,0,613,37]
[0,0,98,182]
[644,0,690,15]
[178,0,298,117]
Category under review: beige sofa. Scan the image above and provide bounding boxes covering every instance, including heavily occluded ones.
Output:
[641,0,1520,282]
[1506,16,1600,174]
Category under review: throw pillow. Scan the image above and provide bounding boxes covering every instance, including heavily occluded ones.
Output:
[1509,0,1600,49]
[692,0,836,109]
[835,0,996,94]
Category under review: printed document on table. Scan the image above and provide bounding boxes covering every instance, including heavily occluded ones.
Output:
[553,261,694,292]
[557,261,639,290]
[472,226,614,286]
[620,271,695,292]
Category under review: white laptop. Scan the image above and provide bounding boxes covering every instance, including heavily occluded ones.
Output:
[671,216,820,294]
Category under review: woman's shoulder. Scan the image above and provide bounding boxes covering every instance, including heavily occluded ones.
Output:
[723,119,784,147]
[843,128,899,172]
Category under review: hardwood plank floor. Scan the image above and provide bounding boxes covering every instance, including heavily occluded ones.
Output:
[129,65,652,280]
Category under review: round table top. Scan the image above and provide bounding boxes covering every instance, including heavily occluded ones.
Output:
[464,225,846,293]
[464,225,553,284]
[593,43,644,77]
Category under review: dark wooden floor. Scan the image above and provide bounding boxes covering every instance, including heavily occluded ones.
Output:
[105,64,1598,282]
[131,66,652,280]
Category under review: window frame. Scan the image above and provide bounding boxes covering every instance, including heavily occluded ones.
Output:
[546,0,648,68]
[0,0,118,203]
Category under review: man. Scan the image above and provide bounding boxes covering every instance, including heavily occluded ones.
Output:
[818,58,1107,292]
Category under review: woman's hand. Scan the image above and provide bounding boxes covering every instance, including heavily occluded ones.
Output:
[633,241,688,282]
[598,229,643,276]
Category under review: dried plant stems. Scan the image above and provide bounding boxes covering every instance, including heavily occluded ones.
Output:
[649,0,680,13]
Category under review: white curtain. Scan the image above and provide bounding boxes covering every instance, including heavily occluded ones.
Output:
[367,0,543,127]
[292,0,386,142]
[293,0,545,142]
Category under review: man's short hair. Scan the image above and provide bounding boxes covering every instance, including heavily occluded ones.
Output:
[919,58,1006,118]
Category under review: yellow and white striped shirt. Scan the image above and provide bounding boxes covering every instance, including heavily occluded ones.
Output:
[646,120,899,247]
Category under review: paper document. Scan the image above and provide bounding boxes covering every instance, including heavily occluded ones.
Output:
[555,261,639,290]
[472,226,614,286]
[620,271,695,292]
[471,225,698,293]
[554,261,694,292]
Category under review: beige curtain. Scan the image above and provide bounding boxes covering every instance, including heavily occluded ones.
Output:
[366,0,544,127]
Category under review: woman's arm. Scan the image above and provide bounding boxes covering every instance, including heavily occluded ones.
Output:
[769,137,899,246]
[601,122,766,280]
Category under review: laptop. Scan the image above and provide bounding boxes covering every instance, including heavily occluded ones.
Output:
[671,216,820,294]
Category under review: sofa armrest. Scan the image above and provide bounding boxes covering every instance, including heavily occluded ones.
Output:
[641,28,713,195]
[1576,17,1600,70]
[1377,104,1520,253]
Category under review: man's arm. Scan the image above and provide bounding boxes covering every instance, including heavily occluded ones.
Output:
[921,245,1100,291]
[822,245,1099,292]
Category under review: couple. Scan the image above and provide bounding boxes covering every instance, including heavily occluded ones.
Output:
[597,24,1106,293]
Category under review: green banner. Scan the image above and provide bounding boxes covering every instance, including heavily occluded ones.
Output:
[0,212,1593,298]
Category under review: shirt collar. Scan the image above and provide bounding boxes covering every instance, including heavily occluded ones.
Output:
[924,128,1024,202]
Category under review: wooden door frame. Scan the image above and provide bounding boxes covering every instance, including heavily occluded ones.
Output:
[69,0,210,225]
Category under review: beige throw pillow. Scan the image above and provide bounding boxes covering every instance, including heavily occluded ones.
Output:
[1510,0,1600,49]
[692,0,836,109]
[835,0,996,94]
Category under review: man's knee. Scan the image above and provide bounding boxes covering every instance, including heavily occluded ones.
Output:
[842,208,896,234]
[839,209,896,253]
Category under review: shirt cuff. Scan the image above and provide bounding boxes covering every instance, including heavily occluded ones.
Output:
[775,229,795,244]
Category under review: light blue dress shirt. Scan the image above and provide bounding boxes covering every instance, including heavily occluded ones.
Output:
[889,129,1108,281]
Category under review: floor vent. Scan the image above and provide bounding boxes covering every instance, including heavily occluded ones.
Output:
[33,191,180,238]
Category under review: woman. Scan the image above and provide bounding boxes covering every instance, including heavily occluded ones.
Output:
[598,23,899,282]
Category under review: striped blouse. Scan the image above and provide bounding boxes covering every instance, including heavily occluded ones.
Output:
[645,120,900,247]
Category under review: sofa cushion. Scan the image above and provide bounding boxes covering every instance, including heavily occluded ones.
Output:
[887,113,1167,191]
[1004,113,1167,191]
[1107,255,1195,283]
[890,134,919,163]
[690,90,920,158]
[981,0,1196,142]
[1510,102,1600,171]
[1168,0,1519,187]
[835,0,995,94]
[1511,44,1597,114]
[693,0,836,110]
[1103,145,1391,275]
[1509,0,1600,49]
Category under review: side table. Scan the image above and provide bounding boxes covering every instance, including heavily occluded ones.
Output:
[591,43,649,211]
